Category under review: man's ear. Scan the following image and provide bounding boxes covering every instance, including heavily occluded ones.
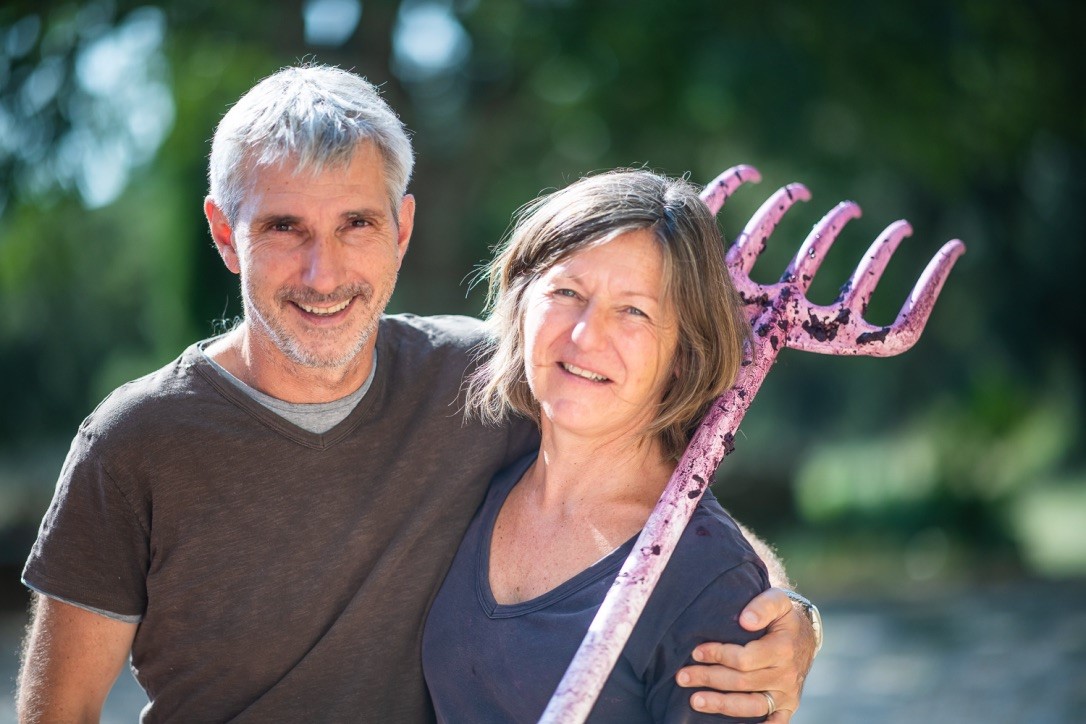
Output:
[394,194,415,268]
[204,197,241,275]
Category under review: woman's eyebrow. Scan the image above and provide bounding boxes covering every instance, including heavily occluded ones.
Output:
[550,270,663,302]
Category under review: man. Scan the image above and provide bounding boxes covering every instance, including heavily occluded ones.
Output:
[17,65,818,722]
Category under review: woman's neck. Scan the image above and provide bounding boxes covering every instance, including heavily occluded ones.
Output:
[486,424,677,605]
[526,425,675,512]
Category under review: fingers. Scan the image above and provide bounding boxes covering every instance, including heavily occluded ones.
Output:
[679,662,801,719]
[739,587,795,632]
[686,690,793,720]
[685,603,809,676]
[677,595,814,718]
[677,660,780,694]
[689,639,782,674]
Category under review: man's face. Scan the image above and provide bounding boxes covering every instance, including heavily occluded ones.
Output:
[208,142,414,372]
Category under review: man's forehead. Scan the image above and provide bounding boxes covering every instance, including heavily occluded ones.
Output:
[238,149,391,212]
[247,137,376,173]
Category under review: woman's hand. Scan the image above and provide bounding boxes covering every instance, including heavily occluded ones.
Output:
[675,587,817,722]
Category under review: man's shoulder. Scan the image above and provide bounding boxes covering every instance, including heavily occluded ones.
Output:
[378,314,490,376]
[380,313,487,350]
[78,342,211,442]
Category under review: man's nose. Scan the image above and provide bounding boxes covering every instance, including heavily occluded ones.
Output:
[301,233,345,293]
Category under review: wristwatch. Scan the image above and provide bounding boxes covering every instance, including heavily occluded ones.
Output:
[783,589,824,654]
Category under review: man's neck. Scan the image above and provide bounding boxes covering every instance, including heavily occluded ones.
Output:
[204,326,377,404]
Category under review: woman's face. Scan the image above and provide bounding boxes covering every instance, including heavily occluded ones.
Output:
[522,229,679,445]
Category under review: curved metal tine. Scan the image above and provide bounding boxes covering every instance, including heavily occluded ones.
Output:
[780,201,862,294]
[850,238,967,357]
[837,220,913,315]
[883,239,968,350]
[700,165,761,215]
[725,183,811,275]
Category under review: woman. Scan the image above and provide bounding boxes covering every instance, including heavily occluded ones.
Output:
[423,170,769,722]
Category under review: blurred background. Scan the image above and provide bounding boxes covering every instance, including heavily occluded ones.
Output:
[0,0,1083,721]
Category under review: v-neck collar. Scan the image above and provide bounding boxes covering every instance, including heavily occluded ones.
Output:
[474,454,640,618]
[186,326,392,451]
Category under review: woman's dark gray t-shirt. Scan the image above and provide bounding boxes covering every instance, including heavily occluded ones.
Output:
[422,454,770,723]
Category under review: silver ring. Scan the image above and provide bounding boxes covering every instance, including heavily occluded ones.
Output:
[762,691,777,717]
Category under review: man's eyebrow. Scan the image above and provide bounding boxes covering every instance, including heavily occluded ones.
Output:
[251,208,389,226]
[253,213,300,227]
[344,207,388,220]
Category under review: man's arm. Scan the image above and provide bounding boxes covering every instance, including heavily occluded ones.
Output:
[17,594,137,724]
[676,524,818,722]
[735,522,791,590]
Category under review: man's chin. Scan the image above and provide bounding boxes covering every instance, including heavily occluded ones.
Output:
[277,329,376,370]
[246,303,382,371]
[281,344,368,370]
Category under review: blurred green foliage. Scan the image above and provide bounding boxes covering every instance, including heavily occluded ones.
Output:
[1,0,1083,584]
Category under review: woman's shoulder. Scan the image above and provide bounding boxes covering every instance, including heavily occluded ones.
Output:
[620,492,770,712]
[667,493,764,579]
[629,492,769,640]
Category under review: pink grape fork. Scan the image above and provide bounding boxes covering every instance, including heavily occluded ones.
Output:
[539,165,966,723]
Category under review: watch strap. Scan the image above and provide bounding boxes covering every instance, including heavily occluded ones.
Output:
[783,589,824,655]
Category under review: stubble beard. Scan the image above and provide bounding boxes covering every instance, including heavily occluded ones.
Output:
[242,274,397,370]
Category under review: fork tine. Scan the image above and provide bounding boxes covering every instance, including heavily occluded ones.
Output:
[780,201,862,293]
[725,183,811,275]
[700,165,762,215]
[891,239,967,337]
[838,220,912,314]
[855,239,967,355]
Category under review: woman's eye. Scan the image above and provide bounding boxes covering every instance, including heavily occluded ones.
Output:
[554,288,578,298]
[626,306,648,318]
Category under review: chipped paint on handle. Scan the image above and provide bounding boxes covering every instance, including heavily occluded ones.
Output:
[539,165,965,723]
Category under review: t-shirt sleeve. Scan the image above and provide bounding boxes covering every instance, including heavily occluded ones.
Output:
[643,560,770,724]
[22,429,150,620]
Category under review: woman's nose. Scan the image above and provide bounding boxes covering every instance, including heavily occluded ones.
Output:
[570,304,608,351]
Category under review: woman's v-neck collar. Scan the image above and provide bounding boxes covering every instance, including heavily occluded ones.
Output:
[474,454,640,619]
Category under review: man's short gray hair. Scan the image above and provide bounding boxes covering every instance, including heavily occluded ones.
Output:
[208,64,414,223]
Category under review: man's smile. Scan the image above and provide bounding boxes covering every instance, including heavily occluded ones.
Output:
[295,297,353,316]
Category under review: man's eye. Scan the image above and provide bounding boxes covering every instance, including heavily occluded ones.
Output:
[272,223,293,232]
[350,219,371,228]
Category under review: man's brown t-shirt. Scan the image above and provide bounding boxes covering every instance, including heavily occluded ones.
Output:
[23,314,538,723]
